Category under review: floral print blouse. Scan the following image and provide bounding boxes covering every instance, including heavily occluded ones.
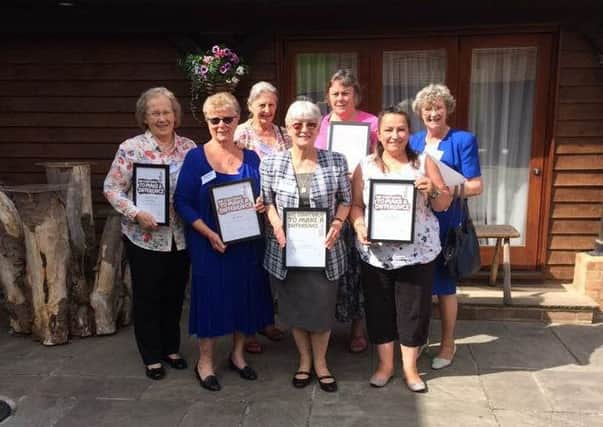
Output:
[234,121,290,159]
[356,154,441,270]
[103,130,197,252]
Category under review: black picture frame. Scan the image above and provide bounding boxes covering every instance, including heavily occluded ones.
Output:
[132,163,169,226]
[209,178,262,245]
[367,179,416,243]
[283,207,328,269]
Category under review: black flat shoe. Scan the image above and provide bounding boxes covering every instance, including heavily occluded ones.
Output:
[194,364,221,392]
[317,375,338,392]
[292,371,312,388]
[229,358,258,380]
[145,365,166,380]
[163,356,188,370]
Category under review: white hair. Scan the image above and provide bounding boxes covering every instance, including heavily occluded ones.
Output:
[247,81,278,108]
[285,100,321,125]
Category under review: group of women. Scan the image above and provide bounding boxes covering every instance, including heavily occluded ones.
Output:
[103,70,482,394]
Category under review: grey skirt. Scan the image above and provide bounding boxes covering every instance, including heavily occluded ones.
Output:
[270,270,337,332]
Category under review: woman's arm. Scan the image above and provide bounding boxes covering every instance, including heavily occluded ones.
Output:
[459,133,483,197]
[349,164,369,245]
[174,149,226,253]
[423,155,453,212]
[265,204,286,248]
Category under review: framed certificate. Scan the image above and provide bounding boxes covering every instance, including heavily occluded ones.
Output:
[132,163,169,225]
[367,179,416,243]
[328,121,370,173]
[209,179,262,244]
[283,208,328,269]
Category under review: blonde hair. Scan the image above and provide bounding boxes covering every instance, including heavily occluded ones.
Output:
[202,92,241,117]
[412,83,456,115]
[135,87,182,130]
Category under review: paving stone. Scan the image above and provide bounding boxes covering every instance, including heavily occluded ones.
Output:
[243,399,310,427]
[0,375,44,401]
[1,396,78,427]
[534,371,603,413]
[310,415,417,427]
[54,399,189,427]
[550,323,603,369]
[494,409,603,427]
[480,371,552,411]
[32,376,151,400]
[177,400,246,427]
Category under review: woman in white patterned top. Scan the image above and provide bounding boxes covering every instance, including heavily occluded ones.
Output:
[104,87,196,381]
[234,81,289,354]
[349,106,452,393]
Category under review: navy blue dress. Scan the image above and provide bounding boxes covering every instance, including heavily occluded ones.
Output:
[410,129,482,296]
[174,146,273,338]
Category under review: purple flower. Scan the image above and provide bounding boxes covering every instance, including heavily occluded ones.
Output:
[230,53,240,64]
[200,65,208,75]
[219,65,228,74]
[223,48,231,56]
[212,45,220,54]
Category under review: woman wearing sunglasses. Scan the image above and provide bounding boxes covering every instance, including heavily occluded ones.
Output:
[174,92,274,392]
[260,100,351,392]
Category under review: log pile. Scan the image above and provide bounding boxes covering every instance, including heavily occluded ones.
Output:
[0,163,132,345]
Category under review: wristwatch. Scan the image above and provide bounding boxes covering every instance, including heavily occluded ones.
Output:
[428,188,441,200]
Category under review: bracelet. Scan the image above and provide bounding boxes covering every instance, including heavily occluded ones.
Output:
[332,217,345,224]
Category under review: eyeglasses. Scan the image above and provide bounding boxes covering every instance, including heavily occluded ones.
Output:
[206,116,236,125]
[146,110,174,119]
[291,122,318,131]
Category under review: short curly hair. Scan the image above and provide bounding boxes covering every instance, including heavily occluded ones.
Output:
[135,87,182,130]
[202,92,241,118]
[325,69,362,107]
[412,83,456,115]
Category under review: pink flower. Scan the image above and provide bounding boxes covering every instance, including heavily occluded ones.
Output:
[223,48,231,56]
[230,53,240,64]
[219,64,228,74]
[199,65,208,75]
[212,45,220,54]
[203,55,213,64]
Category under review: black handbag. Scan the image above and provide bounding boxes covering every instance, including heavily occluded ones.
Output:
[442,184,481,280]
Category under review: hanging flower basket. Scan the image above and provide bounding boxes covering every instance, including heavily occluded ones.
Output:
[179,44,249,123]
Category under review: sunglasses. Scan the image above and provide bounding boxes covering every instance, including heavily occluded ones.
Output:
[206,116,236,125]
[291,122,318,131]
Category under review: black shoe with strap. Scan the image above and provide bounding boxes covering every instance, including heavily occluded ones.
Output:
[317,375,338,392]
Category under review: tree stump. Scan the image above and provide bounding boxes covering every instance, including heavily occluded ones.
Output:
[0,191,31,334]
[90,211,132,335]
[2,184,71,345]
[40,162,97,337]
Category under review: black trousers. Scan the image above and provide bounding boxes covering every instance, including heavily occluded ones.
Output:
[124,237,189,365]
[360,260,434,347]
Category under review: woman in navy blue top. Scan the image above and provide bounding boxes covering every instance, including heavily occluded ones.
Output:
[174,93,273,392]
[410,84,483,370]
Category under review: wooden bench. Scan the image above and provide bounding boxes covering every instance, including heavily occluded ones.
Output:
[474,224,520,305]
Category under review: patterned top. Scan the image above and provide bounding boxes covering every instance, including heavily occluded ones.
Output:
[260,149,352,281]
[234,121,290,159]
[103,130,197,252]
[356,154,441,270]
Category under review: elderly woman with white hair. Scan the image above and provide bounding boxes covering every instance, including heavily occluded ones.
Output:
[260,100,351,392]
[409,83,483,371]
[235,81,289,353]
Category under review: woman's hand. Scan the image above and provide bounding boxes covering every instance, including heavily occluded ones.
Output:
[273,225,286,248]
[354,220,370,246]
[414,176,435,197]
[135,211,158,231]
[255,196,266,214]
[206,230,227,253]
[324,219,343,250]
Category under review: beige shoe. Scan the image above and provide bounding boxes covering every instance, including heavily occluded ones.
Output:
[431,345,456,370]
[405,379,427,393]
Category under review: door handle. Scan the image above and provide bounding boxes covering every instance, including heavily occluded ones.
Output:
[532,168,541,176]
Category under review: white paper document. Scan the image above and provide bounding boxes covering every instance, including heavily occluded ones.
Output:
[285,209,327,268]
[426,154,466,187]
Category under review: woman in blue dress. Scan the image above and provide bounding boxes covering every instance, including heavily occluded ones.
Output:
[410,84,483,370]
[174,92,273,391]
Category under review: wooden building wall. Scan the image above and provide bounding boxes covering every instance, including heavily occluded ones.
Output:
[547,30,603,280]
[0,34,277,233]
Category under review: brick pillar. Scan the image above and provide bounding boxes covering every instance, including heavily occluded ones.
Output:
[572,253,603,319]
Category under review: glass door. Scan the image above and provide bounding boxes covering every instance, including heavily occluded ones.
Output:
[457,34,553,268]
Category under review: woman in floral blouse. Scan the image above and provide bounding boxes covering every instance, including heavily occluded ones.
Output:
[349,106,451,393]
[234,81,289,354]
[103,87,196,381]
